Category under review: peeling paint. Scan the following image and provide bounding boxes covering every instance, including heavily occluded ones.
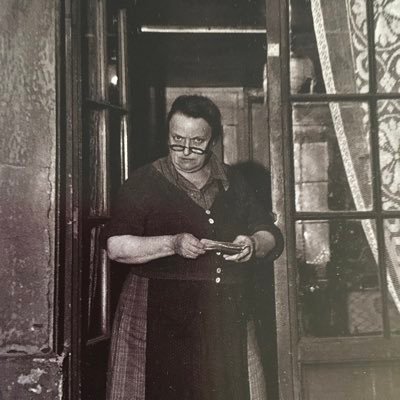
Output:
[0,357,62,399]
[17,368,46,386]
[28,384,42,394]
[33,351,67,368]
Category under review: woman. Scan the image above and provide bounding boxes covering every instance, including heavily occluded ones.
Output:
[103,95,283,400]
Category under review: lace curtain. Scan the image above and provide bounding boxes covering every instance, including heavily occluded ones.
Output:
[310,0,400,311]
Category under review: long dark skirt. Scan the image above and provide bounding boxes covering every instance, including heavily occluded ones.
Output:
[145,279,250,400]
[107,273,266,400]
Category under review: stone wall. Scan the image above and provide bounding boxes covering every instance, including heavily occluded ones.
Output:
[0,1,62,398]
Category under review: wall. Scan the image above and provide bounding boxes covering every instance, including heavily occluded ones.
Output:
[0,1,62,398]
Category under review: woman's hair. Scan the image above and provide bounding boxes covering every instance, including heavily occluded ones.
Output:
[167,95,223,141]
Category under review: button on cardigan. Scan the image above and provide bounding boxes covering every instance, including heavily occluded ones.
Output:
[102,161,283,283]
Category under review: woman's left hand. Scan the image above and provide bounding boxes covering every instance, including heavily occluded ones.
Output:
[223,235,254,263]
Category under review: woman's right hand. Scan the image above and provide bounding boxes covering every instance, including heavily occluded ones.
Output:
[172,233,206,259]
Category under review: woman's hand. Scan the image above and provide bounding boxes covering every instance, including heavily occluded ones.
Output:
[173,233,206,259]
[223,235,254,263]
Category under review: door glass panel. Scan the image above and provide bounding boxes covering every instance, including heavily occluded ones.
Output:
[85,0,108,102]
[107,6,120,105]
[384,218,400,335]
[85,0,110,217]
[297,219,382,337]
[88,109,110,216]
[378,100,400,211]
[374,0,400,93]
[289,0,369,94]
[87,225,110,341]
[293,102,372,211]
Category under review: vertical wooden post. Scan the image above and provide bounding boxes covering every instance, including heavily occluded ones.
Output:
[63,0,84,398]
[265,0,300,398]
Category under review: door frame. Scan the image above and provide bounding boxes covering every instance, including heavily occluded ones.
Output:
[59,0,84,398]
[59,0,291,398]
[60,1,133,398]
[265,0,299,399]
[266,1,400,399]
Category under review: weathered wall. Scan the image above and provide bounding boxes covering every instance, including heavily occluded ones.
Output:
[0,1,62,398]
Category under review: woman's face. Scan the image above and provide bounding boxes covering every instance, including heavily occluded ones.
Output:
[168,112,213,174]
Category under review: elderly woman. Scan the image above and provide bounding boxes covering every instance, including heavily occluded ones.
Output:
[103,95,283,400]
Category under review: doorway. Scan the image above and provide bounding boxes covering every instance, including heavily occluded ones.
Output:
[78,1,277,399]
[64,0,400,399]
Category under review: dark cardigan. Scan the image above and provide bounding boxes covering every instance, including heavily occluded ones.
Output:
[104,161,284,400]
[102,163,283,284]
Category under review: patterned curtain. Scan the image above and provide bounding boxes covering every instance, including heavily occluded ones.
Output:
[310,0,400,311]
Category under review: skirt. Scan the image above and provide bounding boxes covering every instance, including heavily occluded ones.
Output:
[106,272,267,400]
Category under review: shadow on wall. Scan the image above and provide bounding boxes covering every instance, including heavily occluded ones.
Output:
[230,161,279,400]
[230,161,273,211]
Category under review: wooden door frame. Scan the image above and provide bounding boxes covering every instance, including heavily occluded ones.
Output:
[58,0,84,398]
[60,2,132,398]
[58,1,294,399]
[265,0,300,399]
[265,1,400,399]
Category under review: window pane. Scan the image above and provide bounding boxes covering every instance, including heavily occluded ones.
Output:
[378,100,400,211]
[88,109,110,216]
[374,0,400,93]
[107,4,120,105]
[384,218,400,335]
[293,102,372,211]
[289,0,369,94]
[87,225,110,340]
[85,0,107,101]
[297,219,382,337]
[108,40,119,105]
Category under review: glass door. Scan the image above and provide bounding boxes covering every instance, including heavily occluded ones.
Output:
[268,0,400,398]
[81,0,131,398]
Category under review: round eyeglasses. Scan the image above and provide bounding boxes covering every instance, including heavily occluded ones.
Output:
[169,144,208,155]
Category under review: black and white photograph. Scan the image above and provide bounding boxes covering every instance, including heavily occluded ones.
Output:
[1,0,400,399]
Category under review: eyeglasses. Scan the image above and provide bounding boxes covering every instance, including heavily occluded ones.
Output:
[169,144,209,155]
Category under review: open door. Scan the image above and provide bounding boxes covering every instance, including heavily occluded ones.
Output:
[268,0,400,398]
[78,1,280,399]
[80,1,131,398]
